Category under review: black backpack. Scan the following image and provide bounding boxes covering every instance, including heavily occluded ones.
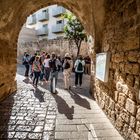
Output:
[22,57,28,65]
[49,59,57,72]
[29,56,35,65]
[77,61,83,71]
[64,61,70,69]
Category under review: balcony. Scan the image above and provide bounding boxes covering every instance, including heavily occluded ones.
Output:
[36,28,48,36]
[37,12,49,21]
[52,23,64,33]
[27,16,36,25]
[52,6,66,17]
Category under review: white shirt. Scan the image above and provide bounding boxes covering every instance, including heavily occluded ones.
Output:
[74,59,85,73]
[43,58,50,68]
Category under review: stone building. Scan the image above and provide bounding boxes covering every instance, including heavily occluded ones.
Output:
[0,0,140,139]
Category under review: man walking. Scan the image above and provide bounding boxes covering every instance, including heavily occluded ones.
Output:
[49,52,61,93]
[74,55,85,88]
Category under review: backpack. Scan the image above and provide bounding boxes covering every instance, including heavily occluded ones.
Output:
[77,61,83,71]
[29,56,35,65]
[49,59,57,72]
[64,61,70,69]
[22,57,28,65]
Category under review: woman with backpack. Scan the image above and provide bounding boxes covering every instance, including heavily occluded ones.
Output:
[22,53,30,77]
[74,55,85,88]
[63,53,73,90]
[32,56,41,87]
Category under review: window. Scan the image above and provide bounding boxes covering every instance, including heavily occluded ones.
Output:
[43,9,49,13]
[56,20,63,24]
[32,14,36,23]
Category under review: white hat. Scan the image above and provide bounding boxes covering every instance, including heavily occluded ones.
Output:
[65,53,70,57]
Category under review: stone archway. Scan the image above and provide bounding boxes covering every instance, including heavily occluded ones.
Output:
[0,0,105,101]
[1,0,140,139]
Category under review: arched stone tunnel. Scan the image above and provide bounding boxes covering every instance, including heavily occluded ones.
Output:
[0,0,140,139]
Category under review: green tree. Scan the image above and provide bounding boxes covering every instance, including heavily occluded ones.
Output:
[64,13,87,57]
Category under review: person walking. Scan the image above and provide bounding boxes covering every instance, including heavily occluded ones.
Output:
[49,52,61,93]
[39,52,46,81]
[63,53,73,90]
[22,53,30,77]
[43,54,51,83]
[74,55,85,88]
[32,56,41,87]
[84,56,91,75]
[29,52,37,78]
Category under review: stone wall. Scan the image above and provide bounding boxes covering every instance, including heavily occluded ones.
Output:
[17,39,90,59]
[91,0,140,139]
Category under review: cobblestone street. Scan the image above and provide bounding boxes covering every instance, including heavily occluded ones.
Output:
[0,66,124,140]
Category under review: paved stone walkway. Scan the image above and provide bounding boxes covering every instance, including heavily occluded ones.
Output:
[0,66,124,140]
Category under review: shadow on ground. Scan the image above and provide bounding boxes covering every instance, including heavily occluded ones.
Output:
[30,88,45,102]
[69,90,91,110]
[52,93,74,120]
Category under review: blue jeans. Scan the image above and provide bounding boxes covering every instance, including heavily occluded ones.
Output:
[44,67,51,81]
[40,65,44,80]
[33,71,40,86]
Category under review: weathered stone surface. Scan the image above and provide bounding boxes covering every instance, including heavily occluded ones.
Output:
[136,121,140,135]
[0,0,140,139]
[127,51,139,62]
[136,107,140,121]
[115,117,124,131]
[126,75,134,87]
[120,110,130,124]
[125,98,137,115]
[130,116,136,128]
[114,91,119,102]
[118,93,126,107]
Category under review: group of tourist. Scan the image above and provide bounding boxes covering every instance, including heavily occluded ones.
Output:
[22,51,91,93]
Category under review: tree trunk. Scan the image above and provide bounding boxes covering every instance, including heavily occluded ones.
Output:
[76,40,82,57]
[77,45,81,57]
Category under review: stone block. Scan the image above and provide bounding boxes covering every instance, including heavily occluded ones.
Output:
[115,116,125,131]
[108,98,115,110]
[118,93,126,107]
[120,110,130,123]
[122,124,129,136]
[114,52,124,63]
[111,111,116,120]
[123,37,139,51]
[128,1,137,17]
[125,98,137,115]
[127,51,139,62]
[130,116,136,128]
[134,76,140,90]
[122,84,129,95]
[119,63,125,72]
[136,107,140,121]
[136,121,140,135]
[125,63,132,74]
[116,82,122,92]
[126,74,134,87]
[128,90,136,101]
[132,63,139,75]
[114,91,119,102]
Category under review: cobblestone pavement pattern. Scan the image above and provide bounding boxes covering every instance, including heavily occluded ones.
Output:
[0,66,124,140]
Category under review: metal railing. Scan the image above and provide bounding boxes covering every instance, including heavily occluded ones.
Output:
[36,27,48,36]
[37,12,49,21]
[27,16,36,25]
[52,6,66,17]
[52,23,64,33]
